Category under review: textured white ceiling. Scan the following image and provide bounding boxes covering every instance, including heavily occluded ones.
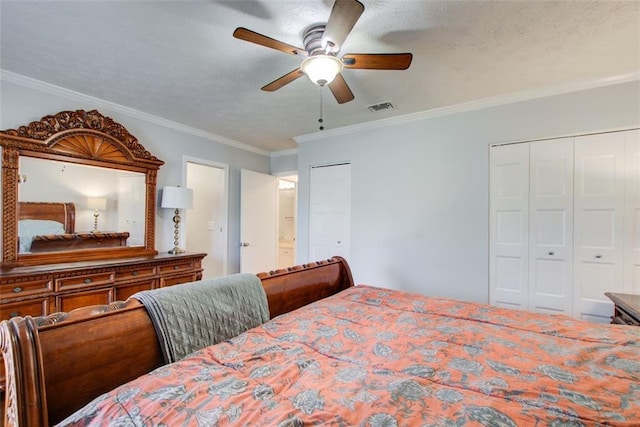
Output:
[1,1,638,152]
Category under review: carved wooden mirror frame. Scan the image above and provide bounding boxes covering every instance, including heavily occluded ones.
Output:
[0,110,164,266]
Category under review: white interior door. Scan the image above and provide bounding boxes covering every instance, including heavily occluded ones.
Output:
[624,130,640,293]
[186,160,227,279]
[573,132,626,322]
[529,138,573,315]
[240,169,277,273]
[490,143,529,310]
[309,163,351,262]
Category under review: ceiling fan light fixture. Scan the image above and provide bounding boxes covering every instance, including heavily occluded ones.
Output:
[301,55,343,86]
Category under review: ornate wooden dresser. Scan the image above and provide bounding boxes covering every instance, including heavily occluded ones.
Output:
[0,252,206,320]
[0,109,209,418]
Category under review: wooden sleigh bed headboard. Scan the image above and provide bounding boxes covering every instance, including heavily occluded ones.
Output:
[18,202,76,233]
[0,256,354,427]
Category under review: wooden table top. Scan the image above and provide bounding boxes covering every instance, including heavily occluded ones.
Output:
[605,292,640,317]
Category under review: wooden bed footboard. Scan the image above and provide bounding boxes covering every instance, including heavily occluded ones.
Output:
[1,256,354,427]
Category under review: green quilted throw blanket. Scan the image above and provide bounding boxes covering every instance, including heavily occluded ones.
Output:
[133,273,269,363]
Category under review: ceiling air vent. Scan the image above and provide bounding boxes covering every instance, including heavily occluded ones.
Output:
[367,101,394,112]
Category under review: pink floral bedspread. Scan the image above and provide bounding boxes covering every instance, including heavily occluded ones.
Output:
[58,285,640,426]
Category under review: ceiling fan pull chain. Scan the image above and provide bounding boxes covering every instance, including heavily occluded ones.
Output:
[318,86,325,131]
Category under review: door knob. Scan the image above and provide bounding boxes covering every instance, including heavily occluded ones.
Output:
[241,242,250,247]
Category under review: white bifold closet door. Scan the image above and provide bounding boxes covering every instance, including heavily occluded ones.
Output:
[490,129,639,322]
[625,130,640,294]
[489,143,529,310]
[529,138,574,315]
[573,133,626,322]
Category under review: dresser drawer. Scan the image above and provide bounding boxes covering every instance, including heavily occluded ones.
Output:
[56,272,115,291]
[160,272,198,288]
[115,266,156,282]
[115,279,156,301]
[1,297,52,321]
[55,287,114,313]
[0,278,53,299]
[159,261,194,275]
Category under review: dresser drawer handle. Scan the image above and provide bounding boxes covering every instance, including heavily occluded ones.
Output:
[9,311,19,318]
[13,286,22,293]
[132,271,139,276]
[173,265,179,270]
[84,278,92,284]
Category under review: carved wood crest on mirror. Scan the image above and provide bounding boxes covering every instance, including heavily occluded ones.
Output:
[0,110,164,266]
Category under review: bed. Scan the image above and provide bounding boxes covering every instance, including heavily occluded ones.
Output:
[1,256,639,426]
[18,202,75,252]
[17,201,129,253]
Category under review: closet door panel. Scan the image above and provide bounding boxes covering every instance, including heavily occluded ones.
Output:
[574,132,625,322]
[625,129,640,293]
[490,143,529,310]
[529,138,573,315]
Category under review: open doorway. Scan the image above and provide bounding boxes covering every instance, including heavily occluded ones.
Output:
[185,158,228,279]
[277,175,297,268]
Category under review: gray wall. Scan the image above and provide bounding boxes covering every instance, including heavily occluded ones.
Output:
[270,151,298,174]
[0,77,270,274]
[297,80,640,303]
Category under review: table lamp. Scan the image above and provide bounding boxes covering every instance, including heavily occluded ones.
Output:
[86,197,107,233]
[161,186,193,254]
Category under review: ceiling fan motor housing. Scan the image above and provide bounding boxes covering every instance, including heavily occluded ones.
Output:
[304,24,330,55]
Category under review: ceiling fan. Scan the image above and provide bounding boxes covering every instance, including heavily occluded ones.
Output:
[233,0,413,104]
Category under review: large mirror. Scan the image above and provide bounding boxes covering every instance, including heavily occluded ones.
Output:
[0,110,164,266]
[18,157,147,253]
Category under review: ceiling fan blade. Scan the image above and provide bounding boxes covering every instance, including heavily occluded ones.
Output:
[261,68,305,92]
[233,27,305,56]
[328,74,355,104]
[342,53,413,70]
[321,0,364,53]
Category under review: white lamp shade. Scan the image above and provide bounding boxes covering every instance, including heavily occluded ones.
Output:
[301,55,344,86]
[161,186,193,209]
[86,197,107,211]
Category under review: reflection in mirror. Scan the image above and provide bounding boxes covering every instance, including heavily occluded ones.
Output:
[18,156,146,254]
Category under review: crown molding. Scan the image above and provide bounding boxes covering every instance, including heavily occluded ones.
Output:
[0,70,270,157]
[270,148,298,158]
[294,72,640,144]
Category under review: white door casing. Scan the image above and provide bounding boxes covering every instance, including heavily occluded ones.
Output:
[528,138,574,315]
[309,163,351,262]
[240,169,277,274]
[489,143,529,310]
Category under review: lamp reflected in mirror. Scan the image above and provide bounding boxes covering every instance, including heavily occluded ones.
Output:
[161,186,193,254]
[86,197,107,233]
